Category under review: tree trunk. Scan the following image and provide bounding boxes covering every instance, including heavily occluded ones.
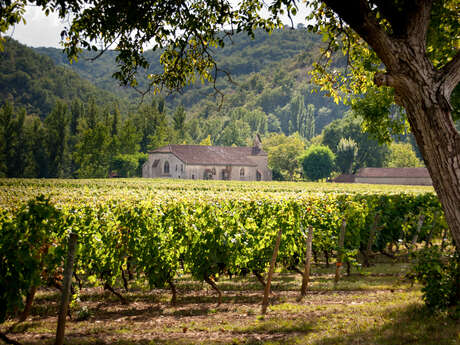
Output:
[253,271,266,289]
[324,0,460,254]
[204,276,222,305]
[334,219,346,285]
[19,286,37,322]
[103,283,128,305]
[261,229,282,314]
[55,232,78,345]
[324,250,330,268]
[299,226,314,300]
[401,90,460,253]
[168,279,177,306]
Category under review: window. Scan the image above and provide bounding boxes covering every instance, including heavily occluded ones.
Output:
[212,168,216,175]
[164,161,170,174]
[240,168,245,177]
[152,159,160,168]
[256,170,262,181]
[175,164,178,171]
[181,164,184,172]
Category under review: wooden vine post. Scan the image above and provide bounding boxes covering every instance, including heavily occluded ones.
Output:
[299,226,314,300]
[410,214,425,252]
[261,229,282,315]
[425,211,439,248]
[363,213,380,267]
[334,219,346,285]
[55,232,78,345]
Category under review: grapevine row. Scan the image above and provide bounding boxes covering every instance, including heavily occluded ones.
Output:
[0,189,448,324]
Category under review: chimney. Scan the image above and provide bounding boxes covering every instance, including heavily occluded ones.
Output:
[252,134,262,155]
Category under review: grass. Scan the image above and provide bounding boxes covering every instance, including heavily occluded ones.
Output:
[1,260,459,345]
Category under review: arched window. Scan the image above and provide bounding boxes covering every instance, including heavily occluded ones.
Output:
[240,168,245,177]
[164,161,170,174]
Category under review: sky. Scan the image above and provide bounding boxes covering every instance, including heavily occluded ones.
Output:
[7,4,310,48]
[7,6,69,48]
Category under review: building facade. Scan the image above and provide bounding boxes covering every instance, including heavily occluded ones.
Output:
[332,167,432,186]
[142,138,272,181]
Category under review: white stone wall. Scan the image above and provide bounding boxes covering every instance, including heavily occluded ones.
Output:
[142,153,186,178]
[142,152,272,181]
[248,155,272,181]
[184,165,257,181]
[354,177,432,186]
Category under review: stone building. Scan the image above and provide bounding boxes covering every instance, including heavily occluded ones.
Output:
[142,137,272,181]
[332,167,432,186]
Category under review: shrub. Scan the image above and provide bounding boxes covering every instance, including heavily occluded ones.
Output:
[300,145,335,181]
[412,246,460,313]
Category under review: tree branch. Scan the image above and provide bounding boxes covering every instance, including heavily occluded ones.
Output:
[439,50,460,97]
[322,0,398,68]
[404,0,433,45]
[371,0,407,36]
[372,0,432,43]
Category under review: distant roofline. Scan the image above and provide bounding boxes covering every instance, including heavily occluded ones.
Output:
[147,144,264,166]
[147,144,268,155]
[355,167,430,178]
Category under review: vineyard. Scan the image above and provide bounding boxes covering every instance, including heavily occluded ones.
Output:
[0,179,458,345]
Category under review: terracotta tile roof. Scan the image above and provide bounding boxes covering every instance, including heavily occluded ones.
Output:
[149,145,267,166]
[355,167,430,178]
[332,174,356,183]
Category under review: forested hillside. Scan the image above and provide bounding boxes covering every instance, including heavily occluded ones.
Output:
[0,39,128,117]
[37,28,348,136]
[0,29,424,179]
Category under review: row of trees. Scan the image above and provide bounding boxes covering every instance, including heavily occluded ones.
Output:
[263,112,423,181]
[0,99,175,178]
[0,97,422,180]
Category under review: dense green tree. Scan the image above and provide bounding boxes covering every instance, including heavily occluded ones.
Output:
[351,88,408,144]
[322,114,389,170]
[186,118,203,143]
[0,102,25,177]
[22,115,48,178]
[111,153,147,177]
[267,114,282,133]
[44,101,69,177]
[263,133,305,180]
[300,145,335,181]
[74,121,111,178]
[118,119,141,155]
[335,138,358,174]
[386,142,423,168]
[216,119,251,147]
[240,108,268,135]
[173,105,186,133]
[134,102,172,152]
